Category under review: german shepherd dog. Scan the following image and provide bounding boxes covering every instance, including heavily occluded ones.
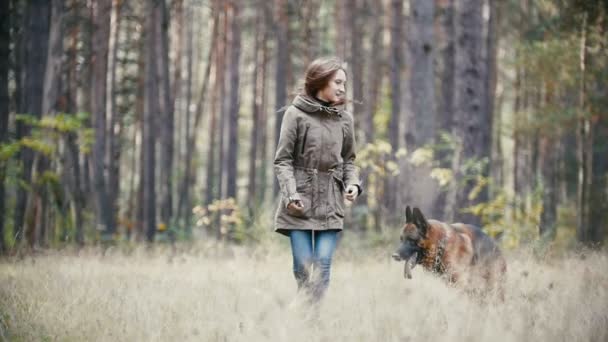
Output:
[392,206,507,299]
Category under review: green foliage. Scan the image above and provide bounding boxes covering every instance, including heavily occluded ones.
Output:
[0,142,21,162]
[1,113,93,248]
[357,140,405,177]
[19,137,55,156]
[465,183,543,250]
[373,83,392,139]
[192,198,247,243]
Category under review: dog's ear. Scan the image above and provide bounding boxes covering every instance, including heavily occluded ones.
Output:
[405,206,412,223]
[413,207,429,235]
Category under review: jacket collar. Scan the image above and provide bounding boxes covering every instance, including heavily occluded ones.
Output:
[292,94,343,117]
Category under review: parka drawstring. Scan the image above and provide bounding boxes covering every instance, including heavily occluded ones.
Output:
[292,95,343,117]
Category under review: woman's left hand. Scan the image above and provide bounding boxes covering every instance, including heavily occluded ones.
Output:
[345,185,359,202]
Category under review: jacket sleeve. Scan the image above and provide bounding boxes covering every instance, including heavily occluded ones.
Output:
[273,108,301,205]
[341,113,362,195]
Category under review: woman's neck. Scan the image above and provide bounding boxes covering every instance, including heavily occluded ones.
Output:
[313,94,332,107]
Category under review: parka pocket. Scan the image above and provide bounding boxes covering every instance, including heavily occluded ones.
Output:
[331,173,346,218]
[287,168,314,219]
[300,123,310,155]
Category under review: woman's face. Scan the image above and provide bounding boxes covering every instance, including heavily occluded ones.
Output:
[316,69,346,104]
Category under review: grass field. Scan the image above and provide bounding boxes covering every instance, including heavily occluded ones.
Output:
[1,240,607,342]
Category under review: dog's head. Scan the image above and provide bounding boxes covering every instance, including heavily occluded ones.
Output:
[392,206,429,277]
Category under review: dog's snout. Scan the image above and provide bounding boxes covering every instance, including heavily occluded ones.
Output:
[392,252,402,261]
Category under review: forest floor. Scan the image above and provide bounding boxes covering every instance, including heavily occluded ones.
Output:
[0,240,607,342]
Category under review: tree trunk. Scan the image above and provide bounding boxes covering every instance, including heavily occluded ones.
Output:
[538,134,557,241]
[576,14,591,246]
[81,1,93,211]
[356,0,383,229]
[407,0,435,148]
[42,0,64,117]
[206,2,224,206]
[14,0,50,245]
[248,4,263,207]
[405,0,436,215]
[334,0,348,59]
[0,0,9,254]
[178,10,217,227]
[452,0,487,225]
[383,0,403,224]
[133,16,146,241]
[273,0,289,197]
[588,12,607,247]
[389,0,403,152]
[484,0,498,161]
[363,0,382,144]
[65,1,85,245]
[143,0,159,243]
[538,82,557,241]
[589,119,608,246]
[170,0,183,112]
[107,0,123,240]
[258,3,271,205]
[218,5,229,201]
[178,6,193,227]
[34,0,65,248]
[300,0,319,66]
[226,2,241,200]
[157,0,174,233]
[91,0,113,236]
[432,0,454,219]
[350,0,364,128]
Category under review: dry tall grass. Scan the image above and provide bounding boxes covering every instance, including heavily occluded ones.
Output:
[1,242,607,342]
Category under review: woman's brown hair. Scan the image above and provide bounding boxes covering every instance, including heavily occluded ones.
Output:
[304,56,347,105]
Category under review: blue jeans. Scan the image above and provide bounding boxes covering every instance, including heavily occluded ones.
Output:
[289,230,338,303]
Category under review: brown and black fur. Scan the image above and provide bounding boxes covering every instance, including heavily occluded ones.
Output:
[393,206,507,299]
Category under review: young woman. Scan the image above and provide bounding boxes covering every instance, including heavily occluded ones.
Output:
[273,56,362,304]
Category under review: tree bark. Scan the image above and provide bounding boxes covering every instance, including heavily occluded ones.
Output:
[334,0,348,59]
[42,0,64,117]
[273,0,289,197]
[0,0,9,254]
[389,0,403,152]
[248,4,263,207]
[383,0,403,223]
[350,0,364,128]
[452,0,488,225]
[589,119,608,246]
[226,1,241,200]
[432,0,454,219]
[363,0,383,144]
[157,0,174,232]
[538,81,557,241]
[206,1,224,206]
[588,12,607,247]
[258,2,271,205]
[14,0,50,245]
[576,14,591,245]
[143,0,159,242]
[405,0,436,215]
[178,9,217,227]
[538,134,557,241]
[91,0,113,236]
[107,0,124,240]
[218,4,229,201]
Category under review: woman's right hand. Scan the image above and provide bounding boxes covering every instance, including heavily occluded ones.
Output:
[287,200,304,211]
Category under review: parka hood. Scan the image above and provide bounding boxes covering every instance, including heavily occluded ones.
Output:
[292,94,343,117]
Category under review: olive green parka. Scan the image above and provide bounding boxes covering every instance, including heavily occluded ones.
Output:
[273,94,362,236]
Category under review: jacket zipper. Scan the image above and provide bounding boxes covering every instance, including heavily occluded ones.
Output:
[301,124,310,155]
